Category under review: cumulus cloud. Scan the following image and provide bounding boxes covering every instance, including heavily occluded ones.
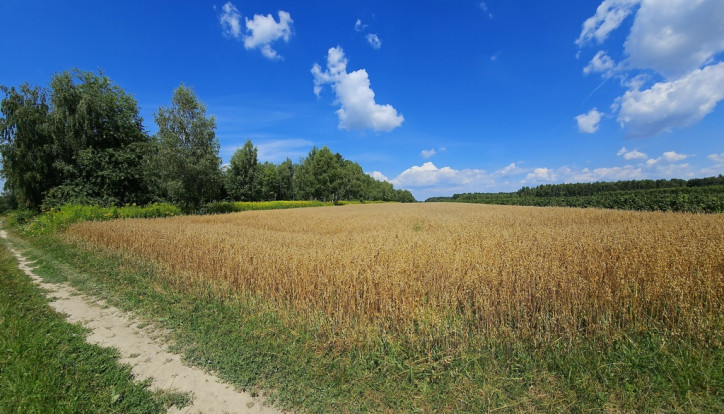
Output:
[391,162,492,187]
[421,148,436,159]
[583,50,617,77]
[219,3,293,60]
[367,171,389,182]
[219,2,242,38]
[575,0,640,46]
[366,33,382,49]
[522,168,557,184]
[495,162,524,176]
[615,63,724,137]
[312,46,404,132]
[243,11,293,60]
[617,147,648,160]
[662,151,689,162]
[646,151,690,166]
[624,0,724,78]
[577,0,724,137]
[576,108,604,133]
[390,156,711,200]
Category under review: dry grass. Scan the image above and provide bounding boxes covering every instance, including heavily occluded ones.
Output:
[66,203,724,344]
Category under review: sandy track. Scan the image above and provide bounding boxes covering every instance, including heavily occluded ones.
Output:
[0,230,283,414]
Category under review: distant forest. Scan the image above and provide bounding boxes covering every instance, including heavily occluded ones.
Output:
[0,69,414,213]
[427,176,724,213]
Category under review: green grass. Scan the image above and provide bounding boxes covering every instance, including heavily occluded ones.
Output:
[4,227,721,413]
[0,243,167,413]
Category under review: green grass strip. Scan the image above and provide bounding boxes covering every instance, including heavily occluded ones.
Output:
[0,243,166,413]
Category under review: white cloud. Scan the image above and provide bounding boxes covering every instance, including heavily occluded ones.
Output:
[354,19,367,32]
[243,11,293,60]
[625,0,724,78]
[495,162,524,176]
[708,153,724,163]
[662,151,689,162]
[522,167,557,183]
[583,50,617,77]
[646,151,689,166]
[617,148,648,160]
[391,162,491,188]
[575,108,604,133]
[575,0,641,46]
[366,34,382,49]
[312,47,404,132]
[367,171,389,182]
[578,0,724,137]
[490,51,501,62]
[219,2,242,38]
[219,3,293,60]
[421,148,436,159]
[390,156,713,200]
[615,62,724,137]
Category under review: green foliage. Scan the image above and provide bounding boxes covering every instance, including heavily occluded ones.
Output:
[0,245,164,413]
[429,177,724,213]
[0,84,55,209]
[152,84,223,211]
[224,138,261,201]
[1,70,152,210]
[204,200,331,214]
[2,71,416,211]
[13,203,181,234]
[222,141,416,204]
[47,69,152,207]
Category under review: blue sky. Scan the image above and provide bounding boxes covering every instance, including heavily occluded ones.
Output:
[1,0,723,200]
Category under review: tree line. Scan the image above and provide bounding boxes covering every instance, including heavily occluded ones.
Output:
[513,176,724,198]
[426,177,724,213]
[0,69,414,212]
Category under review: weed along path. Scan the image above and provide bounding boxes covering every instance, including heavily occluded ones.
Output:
[0,230,283,414]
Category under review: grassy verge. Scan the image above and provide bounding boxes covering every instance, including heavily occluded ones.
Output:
[8,203,182,235]
[0,242,171,413]
[5,227,721,413]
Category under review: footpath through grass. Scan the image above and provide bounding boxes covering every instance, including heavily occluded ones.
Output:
[4,226,722,413]
[0,242,169,413]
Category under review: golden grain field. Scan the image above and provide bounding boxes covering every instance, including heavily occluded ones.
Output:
[66,203,724,342]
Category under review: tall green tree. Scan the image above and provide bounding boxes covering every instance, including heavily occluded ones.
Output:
[259,162,279,201]
[277,158,295,200]
[225,139,261,201]
[0,84,54,209]
[153,84,222,210]
[1,70,152,209]
[309,146,343,202]
[45,69,151,207]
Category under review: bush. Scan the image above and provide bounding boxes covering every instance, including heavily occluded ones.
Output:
[203,200,332,214]
[21,203,182,234]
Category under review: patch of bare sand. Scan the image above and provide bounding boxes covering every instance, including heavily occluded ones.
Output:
[0,230,284,414]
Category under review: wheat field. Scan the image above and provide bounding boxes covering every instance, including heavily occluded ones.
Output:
[66,203,724,342]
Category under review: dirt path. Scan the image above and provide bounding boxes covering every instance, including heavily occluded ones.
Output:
[0,230,283,414]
